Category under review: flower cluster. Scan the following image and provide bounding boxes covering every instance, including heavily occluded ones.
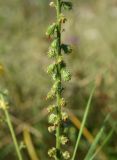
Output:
[46,0,72,159]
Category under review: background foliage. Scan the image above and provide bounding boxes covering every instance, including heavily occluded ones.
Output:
[0,0,117,159]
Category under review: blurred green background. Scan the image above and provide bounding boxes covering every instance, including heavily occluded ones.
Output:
[0,0,117,159]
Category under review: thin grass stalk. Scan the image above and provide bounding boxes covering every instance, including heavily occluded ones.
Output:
[71,86,95,160]
[0,94,23,160]
[90,129,114,160]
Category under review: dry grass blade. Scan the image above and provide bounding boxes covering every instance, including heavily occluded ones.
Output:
[23,128,40,160]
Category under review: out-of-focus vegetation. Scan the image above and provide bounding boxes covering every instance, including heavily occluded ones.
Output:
[0,0,117,160]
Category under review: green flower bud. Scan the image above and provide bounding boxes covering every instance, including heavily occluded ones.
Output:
[48,48,56,58]
[49,2,56,8]
[62,151,70,159]
[48,125,56,133]
[60,136,68,145]
[48,113,58,124]
[59,14,67,23]
[48,147,56,158]
[62,112,68,121]
[57,56,63,64]
[61,69,71,81]
[60,98,66,107]
[53,80,64,93]
[47,63,56,74]
[46,23,57,37]
[47,105,56,113]
[46,89,56,100]
[52,72,58,81]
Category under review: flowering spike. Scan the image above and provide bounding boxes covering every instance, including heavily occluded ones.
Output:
[46,0,72,159]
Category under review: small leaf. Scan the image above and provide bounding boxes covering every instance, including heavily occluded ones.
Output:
[61,1,73,10]
[61,44,72,54]
[51,39,58,48]
[46,23,57,37]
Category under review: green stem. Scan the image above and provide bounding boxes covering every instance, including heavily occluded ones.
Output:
[56,0,62,159]
[4,109,23,160]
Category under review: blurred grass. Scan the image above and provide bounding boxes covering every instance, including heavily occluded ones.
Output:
[0,0,117,159]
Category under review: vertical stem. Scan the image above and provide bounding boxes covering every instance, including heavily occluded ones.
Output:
[56,0,61,159]
[4,109,23,160]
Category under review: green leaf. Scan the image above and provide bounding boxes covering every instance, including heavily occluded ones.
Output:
[61,1,73,10]
[61,44,72,54]
[51,39,58,48]
[71,86,95,160]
